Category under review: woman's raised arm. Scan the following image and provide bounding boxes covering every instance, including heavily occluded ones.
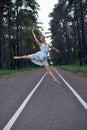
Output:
[32,26,41,47]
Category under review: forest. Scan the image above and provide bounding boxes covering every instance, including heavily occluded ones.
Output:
[0,0,87,70]
[50,0,87,66]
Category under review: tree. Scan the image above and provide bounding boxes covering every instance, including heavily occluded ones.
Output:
[0,0,39,69]
[68,0,87,65]
[49,0,87,66]
[0,0,4,69]
[15,0,23,69]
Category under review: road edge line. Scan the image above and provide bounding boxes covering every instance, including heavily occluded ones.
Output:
[54,67,87,110]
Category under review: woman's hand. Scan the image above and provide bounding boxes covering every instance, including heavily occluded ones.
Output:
[55,48,60,53]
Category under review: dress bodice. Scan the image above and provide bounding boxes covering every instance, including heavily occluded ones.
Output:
[40,44,49,54]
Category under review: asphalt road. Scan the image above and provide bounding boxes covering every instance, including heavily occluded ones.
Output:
[0,67,87,130]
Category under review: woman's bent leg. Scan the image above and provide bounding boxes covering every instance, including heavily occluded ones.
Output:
[13,55,30,59]
[44,65,60,83]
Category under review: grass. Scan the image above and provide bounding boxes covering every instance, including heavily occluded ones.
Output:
[0,67,38,77]
[58,65,87,74]
[1,65,87,77]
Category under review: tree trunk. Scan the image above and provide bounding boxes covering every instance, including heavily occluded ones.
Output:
[79,0,87,64]
[7,6,13,69]
[16,0,19,69]
[74,1,83,66]
[0,0,4,69]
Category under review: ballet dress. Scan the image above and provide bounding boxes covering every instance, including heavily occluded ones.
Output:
[28,43,49,66]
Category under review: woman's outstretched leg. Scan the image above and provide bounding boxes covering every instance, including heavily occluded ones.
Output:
[44,65,60,84]
[13,55,30,60]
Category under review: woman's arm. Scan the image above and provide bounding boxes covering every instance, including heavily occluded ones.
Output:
[32,26,41,47]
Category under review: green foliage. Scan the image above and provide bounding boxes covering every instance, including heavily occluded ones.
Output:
[58,65,87,74]
[0,67,38,77]
[49,0,87,66]
[0,0,40,69]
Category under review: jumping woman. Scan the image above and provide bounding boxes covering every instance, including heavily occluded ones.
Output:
[13,26,60,83]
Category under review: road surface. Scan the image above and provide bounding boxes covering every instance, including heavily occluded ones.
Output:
[0,67,87,130]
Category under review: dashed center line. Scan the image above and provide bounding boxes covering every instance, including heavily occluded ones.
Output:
[3,72,47,130]
[54,67,87,110]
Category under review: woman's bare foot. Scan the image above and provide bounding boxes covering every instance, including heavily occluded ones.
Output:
[13,56,20,59]
[53,78,60,84]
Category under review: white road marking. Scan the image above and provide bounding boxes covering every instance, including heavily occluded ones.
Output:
[54,68,87,110]
[3,72,47,130]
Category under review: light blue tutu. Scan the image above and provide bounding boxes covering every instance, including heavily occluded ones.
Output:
[28,44,49,66]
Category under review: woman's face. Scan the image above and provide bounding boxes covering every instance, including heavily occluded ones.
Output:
[40,35,45,43]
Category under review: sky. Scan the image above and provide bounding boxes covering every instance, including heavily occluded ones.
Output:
[37,0,58,42]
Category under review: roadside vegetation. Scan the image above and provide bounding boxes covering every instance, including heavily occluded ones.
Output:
[0,67,39,77]
[0,65,87,77]
[58,65,87,75]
